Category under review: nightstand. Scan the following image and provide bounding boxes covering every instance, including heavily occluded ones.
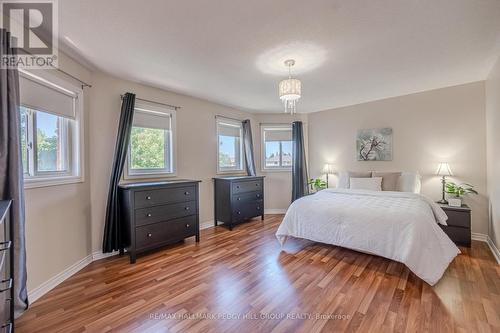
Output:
[438,204,471,247]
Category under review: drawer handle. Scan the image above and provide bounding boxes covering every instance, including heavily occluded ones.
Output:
[237,197,241,201]
[146,213,152,217]
[146,196,151,200]
[257,206,261,210]
[186,224,190,228]
[147,233,152,238]
[185,206,190,211]
[256,194,260,198]
[256,183,259,186]
[0,279,12,293]
[0,241,11,252]
[236,185,240,189]
[237,211,241,215]
[184,191,190,195]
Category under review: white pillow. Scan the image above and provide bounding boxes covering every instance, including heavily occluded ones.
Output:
[349,177,382,191]
[397,172,422,193]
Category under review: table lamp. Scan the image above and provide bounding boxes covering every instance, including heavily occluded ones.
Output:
[322,164,335,188]
[436,162,453,204]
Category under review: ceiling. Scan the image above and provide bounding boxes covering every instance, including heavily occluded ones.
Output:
[59,0,500,113]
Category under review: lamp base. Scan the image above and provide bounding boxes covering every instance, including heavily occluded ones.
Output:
[437,199,448,205]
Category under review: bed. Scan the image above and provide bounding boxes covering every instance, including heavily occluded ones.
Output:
[275,188,460,285]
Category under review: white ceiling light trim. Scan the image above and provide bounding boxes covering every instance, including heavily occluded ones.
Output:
[279,59,301,114]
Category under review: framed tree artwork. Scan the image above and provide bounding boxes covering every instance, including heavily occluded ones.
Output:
[357,128,393,161]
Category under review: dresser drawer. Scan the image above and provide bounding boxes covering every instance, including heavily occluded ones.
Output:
[135,216,197,250]
[440,225,470,246]
[444,210,470,228]
[232,191,263,204]
[135,201,197,226]
[233,200,263,221]
[134,186,195,208]
[232,180,263,194]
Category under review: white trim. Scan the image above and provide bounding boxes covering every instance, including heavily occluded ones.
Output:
[265,209,287,214]
[200,220,214,230]
[216,117,244,174]
[471,232,488,242]
[260,123,293,172]
[92,250,121,261]
[20,69,85,190]
[28,254,93,304]
[472,232,500,264]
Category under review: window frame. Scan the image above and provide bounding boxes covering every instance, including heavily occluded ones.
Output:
[123,102,177,180]
[261,124,293,172]
[20,70,85,189]
[216,117,245,174]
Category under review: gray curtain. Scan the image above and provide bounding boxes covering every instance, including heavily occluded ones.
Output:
[242,119,256,176]
[292,121,309,201]
[103,93,136,253]
[0,29,29,315]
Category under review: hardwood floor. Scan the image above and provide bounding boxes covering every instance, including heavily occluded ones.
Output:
[17,215,500,333]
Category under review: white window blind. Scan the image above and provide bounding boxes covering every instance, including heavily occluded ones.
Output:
[264,128,292,142]
[218,122,241,137]
[19,75,76,119]
[133,110,171,129]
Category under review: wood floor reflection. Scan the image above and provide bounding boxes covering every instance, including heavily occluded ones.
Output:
[16,215,500,332]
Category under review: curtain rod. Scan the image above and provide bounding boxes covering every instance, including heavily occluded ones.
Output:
[19,51,92,89]
[121,95,181,110]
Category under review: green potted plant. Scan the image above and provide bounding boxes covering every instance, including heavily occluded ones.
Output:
[308,178,327,193]
[445,182,478,207]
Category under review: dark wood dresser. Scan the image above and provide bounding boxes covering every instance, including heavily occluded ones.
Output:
[0,201,13,333]
[439,204,471,247]
[213,176,264,230]
[119,180,201,263]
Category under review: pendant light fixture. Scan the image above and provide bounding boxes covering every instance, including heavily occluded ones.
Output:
[278,59,301,114]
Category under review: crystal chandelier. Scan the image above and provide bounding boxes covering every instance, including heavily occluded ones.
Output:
[278,59,301,114]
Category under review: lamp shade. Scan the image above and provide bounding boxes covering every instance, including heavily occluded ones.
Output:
[322,163,335,174]
[436,162,453,176]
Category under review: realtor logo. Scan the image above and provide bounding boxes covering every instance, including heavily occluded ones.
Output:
[0,0,58,68]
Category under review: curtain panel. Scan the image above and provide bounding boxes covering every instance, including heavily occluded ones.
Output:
[0,28,29,316]
[103,93,136,253]
[291,121,309,201]
[242,119,256,176]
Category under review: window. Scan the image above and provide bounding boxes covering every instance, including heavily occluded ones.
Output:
[125,101,176,178]
[261,124,292,171]
[216,117,243,173]
[19,71,83,188]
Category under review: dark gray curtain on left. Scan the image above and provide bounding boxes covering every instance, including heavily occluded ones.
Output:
[291,121,309,202]
[0,29,29,316]
[242,119,256,176]
[103,93,135,253]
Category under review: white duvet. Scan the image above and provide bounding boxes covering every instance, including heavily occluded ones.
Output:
[276,189,460,285]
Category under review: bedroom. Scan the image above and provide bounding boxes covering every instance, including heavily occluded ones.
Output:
[0,0,499,332]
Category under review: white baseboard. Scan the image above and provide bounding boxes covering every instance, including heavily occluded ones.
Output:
[472,232,500,264]
[28,254,93,304]
[200,220,214,230]
[92,250,120,261]
[265,209,287,214]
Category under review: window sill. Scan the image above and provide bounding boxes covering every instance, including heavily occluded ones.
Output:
[123,172,177,180]
[261,168,292,173]
[24,175,84,189]
[216,170,246,176]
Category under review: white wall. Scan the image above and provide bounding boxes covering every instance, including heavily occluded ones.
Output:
[307,82,489,235]
[486,56,500,248]
[24,53,92,292]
